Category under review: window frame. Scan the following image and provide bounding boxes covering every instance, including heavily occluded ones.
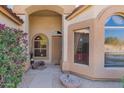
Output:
[74,28,90,66]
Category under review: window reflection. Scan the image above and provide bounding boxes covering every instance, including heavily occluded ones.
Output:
[105,15,124,67]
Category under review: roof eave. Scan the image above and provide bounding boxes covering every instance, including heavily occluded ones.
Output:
[0,5,23,25]
[66,5,91,21]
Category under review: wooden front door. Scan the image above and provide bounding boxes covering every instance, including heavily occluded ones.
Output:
[52,36,62,65]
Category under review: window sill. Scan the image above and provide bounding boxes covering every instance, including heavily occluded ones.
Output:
[74,62,89,67]
[105,64,124,67]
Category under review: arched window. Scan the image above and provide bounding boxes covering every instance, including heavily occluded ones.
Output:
[33,34,48,58]
[104,15,124,67]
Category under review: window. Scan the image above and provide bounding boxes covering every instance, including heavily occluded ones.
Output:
[34,34,48,58]
[74,29,89,65]
[104,15,124,67]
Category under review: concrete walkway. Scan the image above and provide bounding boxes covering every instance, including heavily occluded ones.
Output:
[18,64,122,88]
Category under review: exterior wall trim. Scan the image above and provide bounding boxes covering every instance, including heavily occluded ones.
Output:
[66,5,91,20]
[69,71,121,81]
[63,18,96,79]
[97,5,124,20]
[25,5,64,15]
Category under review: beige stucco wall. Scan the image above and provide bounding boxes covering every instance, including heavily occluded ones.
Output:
[17,14,29,33]
[68,5,109,25]
[13,5,66,70]
[92,5,124,79]
[13,5,75,66]
[0,12,20,29]
[13,5,124,79]
[62,14,69,62]
[63,5,124,80]
[63,19,96,79]
[62,6,109,64]
[29,15,62,63]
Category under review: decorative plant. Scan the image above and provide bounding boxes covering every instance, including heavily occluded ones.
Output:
[0,24,28,88]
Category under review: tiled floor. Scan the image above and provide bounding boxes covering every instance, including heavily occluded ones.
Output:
[18,64,122,88]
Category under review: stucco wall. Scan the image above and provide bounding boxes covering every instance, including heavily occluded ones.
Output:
[63,19,96,79]
[0,12,20,29]
[63,5,124,80]
[29,15,62,63]
[63,6,109,63]
[13,5,75,14]
[92,5,124,79]
[68,5,109,25]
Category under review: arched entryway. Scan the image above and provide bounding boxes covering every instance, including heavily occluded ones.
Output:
[27,6,63,65]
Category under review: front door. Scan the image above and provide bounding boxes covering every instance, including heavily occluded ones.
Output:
[52,36,62,65]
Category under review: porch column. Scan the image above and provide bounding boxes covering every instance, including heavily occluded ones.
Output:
[62,14,70,71]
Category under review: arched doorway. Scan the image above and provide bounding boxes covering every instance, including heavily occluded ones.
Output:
[26,5,64,15]
[29,8,62,64]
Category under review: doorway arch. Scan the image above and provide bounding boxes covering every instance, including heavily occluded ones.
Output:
[28,6,63,64]
[25,5,64,15]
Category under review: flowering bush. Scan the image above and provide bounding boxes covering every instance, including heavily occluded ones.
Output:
[0,24,28,87]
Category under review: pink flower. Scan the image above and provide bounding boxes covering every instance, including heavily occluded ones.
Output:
[0,24,5,30]
[23,39,28,45]
[23,33,28,36]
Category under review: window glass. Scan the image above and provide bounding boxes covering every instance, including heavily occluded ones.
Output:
[34,34,48,57]
[74,29,89,65]
[105,15,124,67]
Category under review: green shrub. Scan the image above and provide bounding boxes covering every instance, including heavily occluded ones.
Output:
[0,24,28,88]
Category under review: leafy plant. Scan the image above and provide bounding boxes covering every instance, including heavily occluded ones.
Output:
[0,24,28,88]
